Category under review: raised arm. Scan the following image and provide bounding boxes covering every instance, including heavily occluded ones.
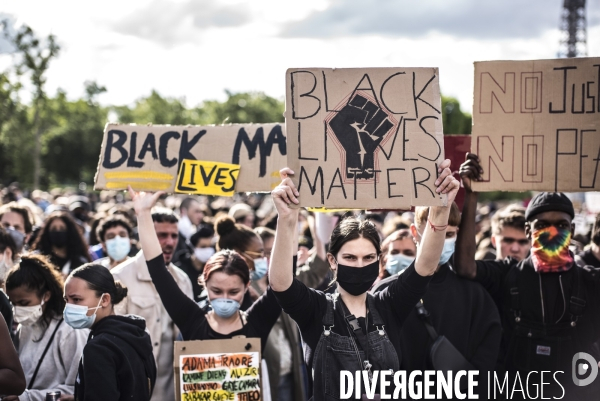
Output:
[128,187,204,336]
[454,153,483,279]
[414,159,461,277]
[270,168,301,292]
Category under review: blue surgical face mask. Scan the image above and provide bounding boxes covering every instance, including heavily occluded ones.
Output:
[439,237,456,266]
[250,257,268,281]
[106,236,131,262]
[211,298,240,318]
[63,295,105,329]
[385,253,415,276]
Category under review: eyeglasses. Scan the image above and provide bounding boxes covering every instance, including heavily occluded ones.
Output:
[500,237,530,246]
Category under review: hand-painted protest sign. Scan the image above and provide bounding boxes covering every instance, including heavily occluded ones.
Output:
[285,68,446,209]
[174,338,262,401]
[94,123,286,194]
[472,57,600,192]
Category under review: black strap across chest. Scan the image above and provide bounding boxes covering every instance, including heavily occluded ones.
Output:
[28,318,64,389]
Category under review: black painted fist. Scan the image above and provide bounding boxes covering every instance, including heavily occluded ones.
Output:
[329,94,394,180]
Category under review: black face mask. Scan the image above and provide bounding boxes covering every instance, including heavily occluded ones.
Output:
[336,259,380,296]
[49,231,68,247]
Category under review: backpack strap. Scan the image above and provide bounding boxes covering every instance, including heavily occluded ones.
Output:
[568,265,586,326]
[321,293,336,335]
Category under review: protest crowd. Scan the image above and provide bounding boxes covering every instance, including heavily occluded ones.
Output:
[0,153,598,401]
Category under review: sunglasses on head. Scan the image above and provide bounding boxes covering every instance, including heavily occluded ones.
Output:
[500,237,529,246]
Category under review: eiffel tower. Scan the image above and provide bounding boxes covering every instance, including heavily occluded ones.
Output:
[558,0,587,57]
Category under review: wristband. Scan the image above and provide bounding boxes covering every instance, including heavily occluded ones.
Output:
[427,218,448,232]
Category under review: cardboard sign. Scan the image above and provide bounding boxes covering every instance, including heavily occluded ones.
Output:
[94,123,286,194]
[285,68,447,209]
[472,57,600,192]
[174,338,262,401]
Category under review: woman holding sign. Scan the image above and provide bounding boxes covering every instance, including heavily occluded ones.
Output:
[269,160,459,400]
[129,187,282,351]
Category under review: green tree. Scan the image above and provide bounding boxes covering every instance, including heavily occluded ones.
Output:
[198,90,284,124]
[442,95,472,135]
[2,21,60,188]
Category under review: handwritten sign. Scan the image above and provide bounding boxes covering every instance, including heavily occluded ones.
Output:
[176,160,240,196]
[175,338,261,401]
[285,68,446,209]
[472,57,600,192]
[94,124,286,193]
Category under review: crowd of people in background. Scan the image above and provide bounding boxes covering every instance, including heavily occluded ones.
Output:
[0,154,598,400]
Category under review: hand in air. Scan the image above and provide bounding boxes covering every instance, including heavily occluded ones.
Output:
[128,186,164,215]
[434,158,460,205]
[271,168,300,218]
[459,153,483,193]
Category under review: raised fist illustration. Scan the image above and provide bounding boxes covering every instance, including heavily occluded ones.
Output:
[329,94,394,180]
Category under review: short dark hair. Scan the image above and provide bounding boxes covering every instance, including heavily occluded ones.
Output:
[151,207,179,224]
[180,197,199,212]
[415,202,461,228]
[70,263,128,305]
[201,249,250,286]
[190,224,215,248]
[329,216,381,258]
[96,215,133,243]
[6,254,65,330]
[491,205,526,235]
[254,226,275,243]
[0,202,33,233]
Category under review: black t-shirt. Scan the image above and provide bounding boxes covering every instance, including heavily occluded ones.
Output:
[273,263,431,371]
[372,264,502,372]
[146,255,281,349]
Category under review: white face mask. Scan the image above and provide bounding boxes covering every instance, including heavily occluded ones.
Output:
[0,251,14,281]
[194,247,215,263]
[105,236,131,262]
[13,300,44,326]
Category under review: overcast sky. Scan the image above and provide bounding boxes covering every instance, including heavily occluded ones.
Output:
[1,0,599,113]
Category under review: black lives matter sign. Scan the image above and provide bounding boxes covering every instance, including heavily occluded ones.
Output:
[285,68,446,209]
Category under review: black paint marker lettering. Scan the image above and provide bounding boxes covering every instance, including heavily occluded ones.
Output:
[127,132,144,168]
[199,164,217,186]
[176,161,195,192]
[138,133,158,160]
[349,74,380,109]
[555,129,578,192]
[298,122,318,161]
[179,130,206,166]
[159,131,180,167]
[222,169,240,193]
[327,168,347,199]
[387,168,405,198]
[324,121,328,162]
[586,81,596,113]
[402,118,417,161]
[214,168,227,186]
[290,71,321,119]
[417,116,442,161]
[572,83,585,114]
[373,170,381,199]
[380,72,408,115]
[233,125,286,177]
[549,66,577,113]
[378,117,403,161]
[412,167,435,199]
[579,129,599,189]
[102,130,128,168]
[298,166,324,205]
[412,72,441,119]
